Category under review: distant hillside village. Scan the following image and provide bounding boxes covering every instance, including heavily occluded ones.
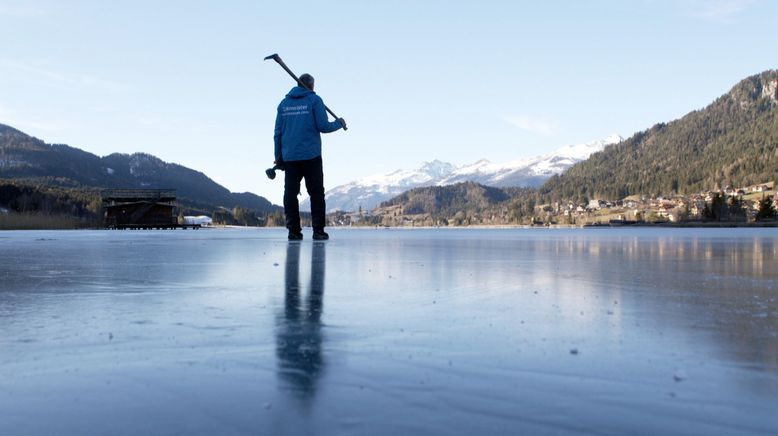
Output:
[329,181,778,228]
[545,182,777,226]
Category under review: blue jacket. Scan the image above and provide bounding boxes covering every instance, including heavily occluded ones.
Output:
[274,86,342,162]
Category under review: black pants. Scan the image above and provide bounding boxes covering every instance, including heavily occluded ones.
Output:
[284,156,326,233]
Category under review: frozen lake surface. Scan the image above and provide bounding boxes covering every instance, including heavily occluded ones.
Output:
[1,228,777,435]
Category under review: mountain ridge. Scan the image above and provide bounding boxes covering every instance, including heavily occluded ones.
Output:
[315,134,622,212]
[0,123,278,214]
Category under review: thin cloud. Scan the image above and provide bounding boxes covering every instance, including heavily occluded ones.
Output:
[136,114,224,133]
[689,0,760,21]
[0,59,132,93]
[646,0,761,22]
[503,115,556,136]
[0,60,70,83]
[0,4,51,16]
[0,105,65,132]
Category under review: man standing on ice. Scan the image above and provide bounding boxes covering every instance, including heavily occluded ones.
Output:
[274,73,346,240]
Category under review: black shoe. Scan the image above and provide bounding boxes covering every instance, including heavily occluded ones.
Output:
[312,230,329,240]
[288,231,303,240]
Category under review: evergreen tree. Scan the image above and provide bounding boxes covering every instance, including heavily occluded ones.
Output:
[728,196,747,222]
[756,196,777,220]
[708,193,728,221]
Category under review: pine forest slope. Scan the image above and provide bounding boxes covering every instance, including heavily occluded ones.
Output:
[539,70,778,203]
[370,70,778,224]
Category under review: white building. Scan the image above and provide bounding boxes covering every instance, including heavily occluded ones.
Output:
[588,199,607,210]
[184,215,213,226]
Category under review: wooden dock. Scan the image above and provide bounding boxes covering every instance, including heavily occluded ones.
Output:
[110,223,201,230]
[101,188,199,230]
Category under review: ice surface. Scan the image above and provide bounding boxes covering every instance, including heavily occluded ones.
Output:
[1,228,777,435]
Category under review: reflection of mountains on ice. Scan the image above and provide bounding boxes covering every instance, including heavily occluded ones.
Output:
[308,134,622,212]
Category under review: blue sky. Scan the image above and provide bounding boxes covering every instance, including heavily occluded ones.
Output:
[0,0,775,204]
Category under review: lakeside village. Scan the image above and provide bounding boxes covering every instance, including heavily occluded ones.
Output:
[331,182,778,228]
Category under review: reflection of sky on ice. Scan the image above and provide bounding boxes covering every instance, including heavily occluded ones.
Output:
[0,228,776,435]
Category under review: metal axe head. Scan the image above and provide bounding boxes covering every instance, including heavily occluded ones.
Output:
[263,53,280,62]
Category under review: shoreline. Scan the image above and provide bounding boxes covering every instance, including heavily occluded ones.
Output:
[3,222,777,231]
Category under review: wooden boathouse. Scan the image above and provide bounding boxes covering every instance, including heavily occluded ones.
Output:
[101,189,199,229]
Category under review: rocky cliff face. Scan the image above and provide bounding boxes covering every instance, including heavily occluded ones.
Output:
[732,70,778,109]
[762,76,778,103]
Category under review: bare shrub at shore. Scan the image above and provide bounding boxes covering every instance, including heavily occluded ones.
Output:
[0,213,95,230]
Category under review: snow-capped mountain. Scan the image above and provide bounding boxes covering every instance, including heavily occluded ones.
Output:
[310,160,456,214]
[438,133,623,187]
[309,134,622,212]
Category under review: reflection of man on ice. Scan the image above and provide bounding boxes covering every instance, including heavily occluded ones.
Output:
[276,242,326,402]
[274,73,346,241]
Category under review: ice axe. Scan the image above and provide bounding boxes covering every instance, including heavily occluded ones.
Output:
[263,53,347,130]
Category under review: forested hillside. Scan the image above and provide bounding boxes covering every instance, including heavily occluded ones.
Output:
[539,70,778,203]
[0,124,279,216]
[367,70,778,226]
